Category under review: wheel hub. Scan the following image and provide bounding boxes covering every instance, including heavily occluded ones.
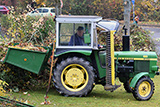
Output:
[66,68,84,87]
[61,64,89,92]
[139,81,151,97]
[143,87,146,91]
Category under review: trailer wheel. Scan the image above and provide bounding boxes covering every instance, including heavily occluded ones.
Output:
[53,57,95,97]
[123,78,132,93]
[132,77,155,101]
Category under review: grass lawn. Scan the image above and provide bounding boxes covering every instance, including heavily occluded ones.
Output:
[10,75,160,107]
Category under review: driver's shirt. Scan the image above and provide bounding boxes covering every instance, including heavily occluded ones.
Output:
[68,33,85,46]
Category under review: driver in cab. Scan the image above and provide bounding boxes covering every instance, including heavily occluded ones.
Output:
[69,26,86,46]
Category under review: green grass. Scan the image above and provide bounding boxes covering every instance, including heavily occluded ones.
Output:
[10,75,160,107]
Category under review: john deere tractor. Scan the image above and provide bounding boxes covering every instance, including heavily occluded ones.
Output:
[53,15,159,100]
[2,15,159,101]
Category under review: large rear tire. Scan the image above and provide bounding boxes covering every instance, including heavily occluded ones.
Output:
[53,57,95,97]
[132,77,155,101]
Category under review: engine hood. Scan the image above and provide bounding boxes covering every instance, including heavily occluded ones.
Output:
[114,51,157,60]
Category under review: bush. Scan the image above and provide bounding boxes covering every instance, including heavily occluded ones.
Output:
[115,24,155,51]
[0,63,52,91]
[98,24,156,52]
[1,6,55,45]
[0,7,55,91]
[1,15,11,30]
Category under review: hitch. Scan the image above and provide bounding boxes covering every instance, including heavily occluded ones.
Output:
[104,84,121,92]
[156,72,160,75]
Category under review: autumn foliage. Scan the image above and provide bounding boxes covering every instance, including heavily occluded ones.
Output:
[1,0,160,21]
[0,7,55,91]
[62,0,160,21]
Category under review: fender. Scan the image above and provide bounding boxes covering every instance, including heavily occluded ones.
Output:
[55,50,92,57]
[130,72,150,88]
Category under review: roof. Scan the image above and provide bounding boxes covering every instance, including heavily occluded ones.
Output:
[56,15,102,23]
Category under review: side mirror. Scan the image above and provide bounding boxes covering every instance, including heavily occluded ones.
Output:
[84,34,91,44]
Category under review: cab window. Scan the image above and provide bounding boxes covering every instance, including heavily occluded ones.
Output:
[59,23,91,46]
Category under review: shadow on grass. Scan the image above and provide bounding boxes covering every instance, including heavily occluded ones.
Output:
[89,91,134,100]
[50,85,135,101]
[28,85,136,102]
[87,86,135,101]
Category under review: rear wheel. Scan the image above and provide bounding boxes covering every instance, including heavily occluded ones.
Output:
[132,77,154,101]
[53,57,95,97]
[123,78,132,93]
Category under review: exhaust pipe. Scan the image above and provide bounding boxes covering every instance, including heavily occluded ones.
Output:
[123,26,130,51]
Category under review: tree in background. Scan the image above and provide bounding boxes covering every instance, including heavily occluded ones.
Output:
[90,0,124,19]
[61,0,160,21]
[0,0,17,7]
[61,0,124,20]
[1,0,160,21]
[0,0,32,13]
[45,0,56,7]
[61,0,93,15]
[134,0,160,21]
[0,0,11,5]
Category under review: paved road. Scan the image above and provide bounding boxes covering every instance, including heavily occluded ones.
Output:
[141,26,160,55]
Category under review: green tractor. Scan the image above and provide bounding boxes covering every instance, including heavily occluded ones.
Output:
[2,15,159,101]
[53,15,159,100]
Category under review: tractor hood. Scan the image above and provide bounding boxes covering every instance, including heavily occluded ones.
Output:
[114,51,158,60]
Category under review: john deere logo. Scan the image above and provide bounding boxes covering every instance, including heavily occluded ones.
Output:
[143,55,148,58]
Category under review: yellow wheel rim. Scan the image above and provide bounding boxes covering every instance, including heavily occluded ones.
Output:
[61,64,89,92]
[138,81,151,97]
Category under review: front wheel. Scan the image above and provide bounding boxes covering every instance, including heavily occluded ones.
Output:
[132,77,155,101]
[53,57,95,97]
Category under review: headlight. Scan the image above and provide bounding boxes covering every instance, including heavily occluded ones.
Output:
[152,66,159,71]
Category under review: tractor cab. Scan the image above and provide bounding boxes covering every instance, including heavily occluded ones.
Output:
[55,15,119,51]
[54,15,120,95]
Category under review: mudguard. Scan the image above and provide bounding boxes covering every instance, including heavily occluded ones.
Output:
[130,72,150,88]
[55,50,92,57]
